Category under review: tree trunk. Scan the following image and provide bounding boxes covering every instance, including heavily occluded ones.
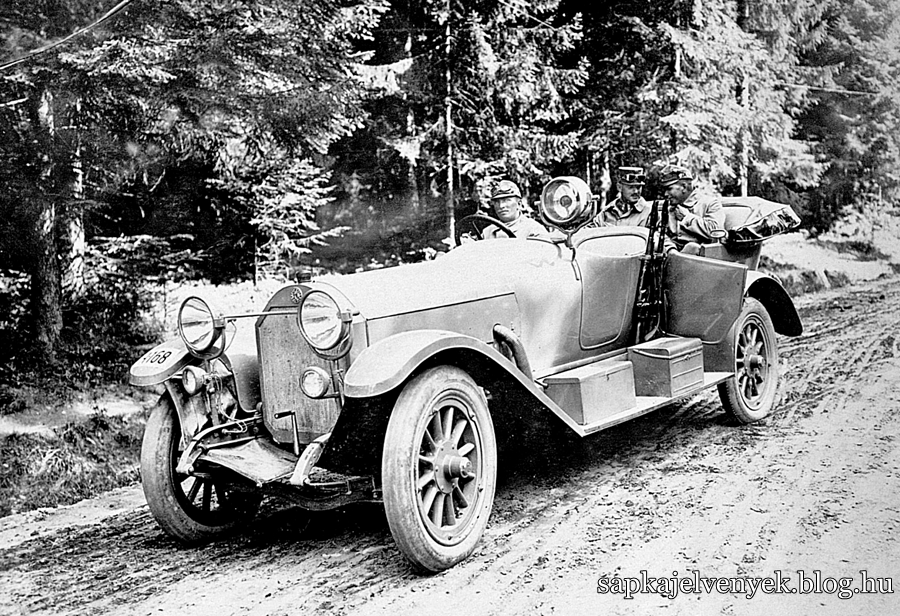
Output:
[30,88,63,367]
[598,150,612,205]
[60,200,86,300]
[403,22,420,214]
[60,99,86,301]
[31,198,63,367]
[738,73,750,197]
[444,0,454,243]
[737,1,750,197]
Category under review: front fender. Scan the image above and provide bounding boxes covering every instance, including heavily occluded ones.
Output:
[130,338,260,413]
[344,329,528,398]
[745,271,803,336]
[129,339,192,386]
[322,329,586,476]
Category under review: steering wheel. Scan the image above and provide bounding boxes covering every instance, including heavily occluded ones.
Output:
[455,213,516,246]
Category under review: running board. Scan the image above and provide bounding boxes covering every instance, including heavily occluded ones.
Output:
[579,371,732,435]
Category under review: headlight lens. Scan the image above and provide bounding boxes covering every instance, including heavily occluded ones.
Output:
[178,297,219,353]
[300,367,332,398]
[181,365,207,395]
[541,176,592,226]
[298,291,345,351]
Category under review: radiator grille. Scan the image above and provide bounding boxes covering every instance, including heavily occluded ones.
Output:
[257,312,340,446]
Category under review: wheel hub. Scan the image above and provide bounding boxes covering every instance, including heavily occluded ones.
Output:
[432,439,472,494]
[747,353,765,371]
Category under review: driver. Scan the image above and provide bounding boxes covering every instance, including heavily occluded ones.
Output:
[482,180,548,239]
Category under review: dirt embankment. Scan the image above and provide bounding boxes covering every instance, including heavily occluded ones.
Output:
[1,276,899,615]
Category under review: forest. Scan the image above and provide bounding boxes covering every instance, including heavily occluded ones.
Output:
[1,0,899,392]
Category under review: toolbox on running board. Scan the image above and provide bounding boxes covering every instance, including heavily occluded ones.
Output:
[544,360,636,425]
[627,337,704,397]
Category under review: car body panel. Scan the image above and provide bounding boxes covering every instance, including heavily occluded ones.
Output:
[129,338,192,386]
[664,252,747,343]
[344,329,528,398]
[320,238,642,378]
[365,293,520,348]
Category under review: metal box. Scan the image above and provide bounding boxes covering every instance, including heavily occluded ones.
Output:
[544,360,636,425]
[627,337,704,398]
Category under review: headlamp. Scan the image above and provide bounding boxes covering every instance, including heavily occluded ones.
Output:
[297,290,351,352]
[178,297,225,357]
[300,367,332,399]
[181,365,208,395]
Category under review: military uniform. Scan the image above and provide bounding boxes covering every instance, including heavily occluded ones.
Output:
[666,189,725,248]
[481,179,548,240]
[658,164,725,251]
[482,215,547,239]
[589,196,652,228]
[587,166,651,229]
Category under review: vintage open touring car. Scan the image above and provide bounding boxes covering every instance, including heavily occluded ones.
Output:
[130,176,802,572]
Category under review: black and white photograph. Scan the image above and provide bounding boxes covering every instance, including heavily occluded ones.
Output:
[0,1,898,614]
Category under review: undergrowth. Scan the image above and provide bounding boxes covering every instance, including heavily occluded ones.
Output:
[758,256,853,295]
[0,412,144,518]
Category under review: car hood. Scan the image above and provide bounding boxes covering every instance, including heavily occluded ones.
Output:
[315,239,566,320]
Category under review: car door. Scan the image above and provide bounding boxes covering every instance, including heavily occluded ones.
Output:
[574,228,647,350]
[663,251,746,343]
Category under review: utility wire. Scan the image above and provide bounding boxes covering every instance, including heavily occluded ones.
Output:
[777,82,881,96]
[0,0,133,72]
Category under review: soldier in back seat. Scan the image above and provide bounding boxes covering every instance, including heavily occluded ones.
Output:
[659,164,725,255]
[587,166,652,228]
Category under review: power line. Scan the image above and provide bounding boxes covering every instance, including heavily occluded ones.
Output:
[777,82,880,96]
[0,0,133,72]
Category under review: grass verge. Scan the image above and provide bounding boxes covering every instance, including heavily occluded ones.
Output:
[0,412,145,518]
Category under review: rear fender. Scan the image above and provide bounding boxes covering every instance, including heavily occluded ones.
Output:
[745,271,802,336]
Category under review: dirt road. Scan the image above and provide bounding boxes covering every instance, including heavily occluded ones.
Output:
[1,278,898,616]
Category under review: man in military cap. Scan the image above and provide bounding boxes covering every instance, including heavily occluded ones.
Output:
[588,166,652,228]
[481,180,548,240]
[659,164,725,254]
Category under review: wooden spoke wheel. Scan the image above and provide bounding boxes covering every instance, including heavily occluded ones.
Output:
[718,298,780,423]
[382,366,497,572]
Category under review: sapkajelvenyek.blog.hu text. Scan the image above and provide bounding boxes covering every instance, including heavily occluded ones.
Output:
[597,570,894,600]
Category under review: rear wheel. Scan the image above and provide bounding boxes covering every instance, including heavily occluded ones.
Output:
[141,395,261,543]
[718,298,779,423]
[382,366,497,573]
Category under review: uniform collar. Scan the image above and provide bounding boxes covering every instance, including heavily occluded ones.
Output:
[609,197,648,216]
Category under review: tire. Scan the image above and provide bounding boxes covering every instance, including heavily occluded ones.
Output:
[718,298,780,424]
[141,395,261,544]
[382,366,498,573]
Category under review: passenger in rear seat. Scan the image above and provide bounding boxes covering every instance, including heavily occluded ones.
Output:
[587,166,653,229]
[658,164,725,255]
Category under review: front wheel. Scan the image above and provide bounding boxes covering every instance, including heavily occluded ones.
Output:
[141,395,261,543]
[382,366,498,573]
[718,298,780,423]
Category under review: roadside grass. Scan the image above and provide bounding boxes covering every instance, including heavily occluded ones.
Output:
[759,255,854,295]
[0,412,144,518]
